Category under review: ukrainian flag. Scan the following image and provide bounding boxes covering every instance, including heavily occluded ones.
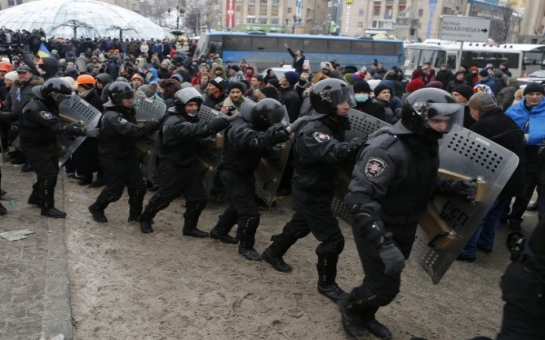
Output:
[37,43,50,58]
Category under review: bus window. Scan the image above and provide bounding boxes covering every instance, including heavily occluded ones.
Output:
[281,38,308,52]
[304,38,327,53]
[446,54,456,69]
[210,41,222,56]
[223,36,251,51]
[523,51,544,66]
[419,50,438,67]
[434,51,446,68]
[328,40,350,54]
[251,37,279,51]
[351,40,374,54]
[193,35,209,58]
[374,42,395,55]
[405,48,420,69]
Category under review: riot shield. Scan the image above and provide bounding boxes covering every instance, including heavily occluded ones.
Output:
[331,109,391,221]
[133,96,167,184]
[57,94,102,166]
[196,105,224,195]
[412,127,519,284]
[254,112,293,208]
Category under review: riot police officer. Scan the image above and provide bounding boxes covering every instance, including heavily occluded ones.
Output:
[209,99,293,261]
[339,88,473,339]
[88,82,160,224]
[21,78,97,218]
[138,87,231,234]
[261,78,364,303]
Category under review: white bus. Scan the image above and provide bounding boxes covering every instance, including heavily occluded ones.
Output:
[404,40,545,78]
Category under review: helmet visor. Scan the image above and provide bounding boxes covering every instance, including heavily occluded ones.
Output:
[321,86,357,108]
[268,104,288,125]
[413,102,464,133]
[118,90,135,100]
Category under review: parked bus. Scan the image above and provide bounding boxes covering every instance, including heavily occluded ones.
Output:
[404,40,545,78]
[193,32,404,72]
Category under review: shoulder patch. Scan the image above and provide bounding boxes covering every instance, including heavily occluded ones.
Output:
[118,117,128,124]
[40,111,53,119]
[364,157,387,178]
[312,131,331,143]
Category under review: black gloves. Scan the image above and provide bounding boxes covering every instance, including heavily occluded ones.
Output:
[506,232,525,261]
[85,128,100,138]
[331,137,366,162]
[451,179,477,201]
[379,242,406,276]
[204,116,230,134]
[61,123,86,136]
[139,119,161,136]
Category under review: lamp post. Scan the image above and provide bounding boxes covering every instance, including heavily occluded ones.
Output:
[168,5,185,37]
[292,15,301,34]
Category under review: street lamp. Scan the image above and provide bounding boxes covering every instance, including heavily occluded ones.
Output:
[292,15,301,34]
[168,5,186,30]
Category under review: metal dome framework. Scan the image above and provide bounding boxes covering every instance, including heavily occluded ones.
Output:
[0,0,172,40]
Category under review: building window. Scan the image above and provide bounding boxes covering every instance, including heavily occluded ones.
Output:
[236,6,241,12]
[260,0,267,3]
[249,0,255,3]
[271,6,279,15]
[385,6,393,19]
[236,18,241,24]
[248,5,255,15]
[418,9,423,17]
[271,18,279,25]
[247,18,256,24]
[258,18,267,24]
[371,20,393,29]
[287,7,292,14]
[7,0,14,6]
[16,0,22,4]
[272,0,279,4]
[357,22,363,28]
[373,2,381,16]
[359,9,364,16]
[259,5,267,15]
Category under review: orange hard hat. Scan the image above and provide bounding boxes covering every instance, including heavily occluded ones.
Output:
[0,62,13,72]
[76,74,96,85]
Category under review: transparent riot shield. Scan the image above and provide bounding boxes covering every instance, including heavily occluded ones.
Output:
[254,112,292,208]
[331,108,392,221]
[133,96,167,184]
[412,127,519,283]
[196,105,224,195]
[57,94,102,166]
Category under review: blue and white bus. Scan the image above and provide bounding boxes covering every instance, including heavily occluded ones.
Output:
[193,32,405,72]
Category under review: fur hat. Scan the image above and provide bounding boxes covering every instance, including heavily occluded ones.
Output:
[228,81,246,93]
[158,79,181,100]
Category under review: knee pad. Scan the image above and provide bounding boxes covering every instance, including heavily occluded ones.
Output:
[184,200,207,218]
[316,235,345,257]
[353,284,397,308]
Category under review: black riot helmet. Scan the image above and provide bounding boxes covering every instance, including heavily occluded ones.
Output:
[310,78,356,115]
[95,73,112,85]
[241,98,287,131]
[107,81,134,107]
[171,87,203,116]
[32,78,72,101]
[401,88,464,137]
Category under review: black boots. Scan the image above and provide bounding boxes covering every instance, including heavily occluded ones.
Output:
[317,254,347,302]
[338,298,363,339]
[139,194,170,234]
[340,294,392,340]
[39,178,66,219]
[28,183,40,206]
[88,200,110,223]
[238,217,261,261]
[362,318,392,340]
[182,201,209,238]
[0,202,6,215]
[262,248,292,273]
[210,213,238,244]
[127,188,146,222]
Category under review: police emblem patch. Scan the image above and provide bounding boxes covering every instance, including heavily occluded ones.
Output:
[313,131,331,143]
[40,111,53,119]
[364,157,387,178]
[118,117,128,124]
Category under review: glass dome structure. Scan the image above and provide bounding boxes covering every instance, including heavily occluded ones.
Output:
[0,0,172,40]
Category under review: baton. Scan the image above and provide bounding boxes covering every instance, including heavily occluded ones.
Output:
[59,114,84,126]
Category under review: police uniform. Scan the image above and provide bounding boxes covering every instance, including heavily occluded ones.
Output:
[210,99,290,261]
[138,94,229,234]
[88,98,159,223]
[20,92,87,217]
[262,115,363,300]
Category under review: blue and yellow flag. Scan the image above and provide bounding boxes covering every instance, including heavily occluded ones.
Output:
[37,43,50,58]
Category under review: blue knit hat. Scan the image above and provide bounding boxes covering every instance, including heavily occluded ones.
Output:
[283,71,299,86]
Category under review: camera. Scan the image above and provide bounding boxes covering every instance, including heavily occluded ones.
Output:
[227,105,236,112]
